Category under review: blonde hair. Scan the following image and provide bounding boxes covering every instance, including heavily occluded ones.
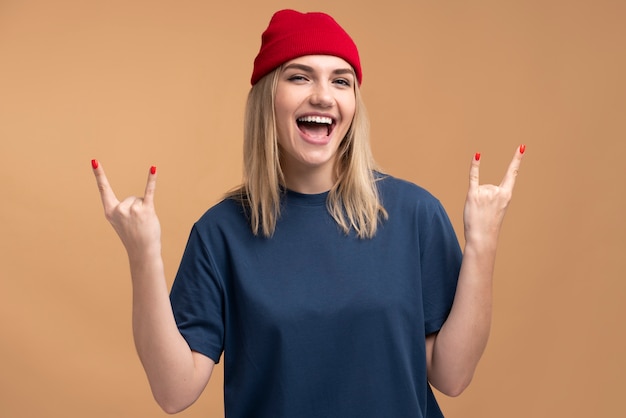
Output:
[226,67,387,239]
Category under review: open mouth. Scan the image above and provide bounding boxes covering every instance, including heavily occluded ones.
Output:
[296,115,334,138]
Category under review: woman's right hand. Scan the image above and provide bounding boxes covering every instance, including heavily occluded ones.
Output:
[91,159,161,259]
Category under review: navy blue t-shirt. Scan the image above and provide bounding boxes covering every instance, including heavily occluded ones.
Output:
[170,175,462,417]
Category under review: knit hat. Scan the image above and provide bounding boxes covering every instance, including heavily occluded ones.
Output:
[251,9,362,85]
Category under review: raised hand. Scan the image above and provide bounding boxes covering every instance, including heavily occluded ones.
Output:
[463,145,526,247]
[91,159,161,258]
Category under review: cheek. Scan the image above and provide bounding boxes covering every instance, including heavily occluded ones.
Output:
[274,87,297,116]
[275,113,292,145]
[340,96,357,123]
[274,97,295,130]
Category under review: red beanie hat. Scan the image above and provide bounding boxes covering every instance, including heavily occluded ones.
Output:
[251,9,362,85]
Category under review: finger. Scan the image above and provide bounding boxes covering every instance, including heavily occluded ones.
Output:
[143,165,157,206]
[468,152,481,192]
[91,159,120,210]
[499,144,526,190]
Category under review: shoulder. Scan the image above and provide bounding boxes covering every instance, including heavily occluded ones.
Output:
[376,173,442,209]
[193,197,250,235]
[375,173,456,235]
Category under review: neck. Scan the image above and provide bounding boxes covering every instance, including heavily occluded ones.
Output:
[282,164,336,194]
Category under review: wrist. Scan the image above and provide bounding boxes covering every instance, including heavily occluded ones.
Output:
[127,242,163,269]
[463,234,498,254]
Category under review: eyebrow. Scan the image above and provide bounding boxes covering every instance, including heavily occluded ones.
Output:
[283,63,355,77]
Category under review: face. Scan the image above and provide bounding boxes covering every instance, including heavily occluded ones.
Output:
[274,55,357,192]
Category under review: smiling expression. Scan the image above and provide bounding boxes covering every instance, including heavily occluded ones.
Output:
[274,55,357,193]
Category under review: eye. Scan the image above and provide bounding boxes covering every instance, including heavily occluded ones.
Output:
[287,74,309,83]
[334,78,352,88]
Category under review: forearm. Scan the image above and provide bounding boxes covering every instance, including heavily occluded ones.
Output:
[128,248,212,413]
[428,240,496,396]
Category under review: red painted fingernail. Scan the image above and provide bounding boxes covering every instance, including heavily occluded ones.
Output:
[91,159,99,169]
[150,166,157,175]
[474,152,481,161]
[519,144,526,154]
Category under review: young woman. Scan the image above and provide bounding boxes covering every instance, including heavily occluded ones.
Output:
[92,9,525,417]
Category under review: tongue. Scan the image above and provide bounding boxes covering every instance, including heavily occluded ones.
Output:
[299,122,329,138]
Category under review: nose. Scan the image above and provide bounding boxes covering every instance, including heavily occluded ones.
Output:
[309,83,335,108]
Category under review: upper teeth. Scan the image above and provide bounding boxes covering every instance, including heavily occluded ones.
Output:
[298,116,333,124]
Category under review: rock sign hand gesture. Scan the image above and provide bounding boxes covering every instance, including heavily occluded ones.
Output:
[463,144,526,247]
[91,160,161,259]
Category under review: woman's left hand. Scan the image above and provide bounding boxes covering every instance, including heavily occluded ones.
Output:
[428,145,525,396]
[463,145,526,247]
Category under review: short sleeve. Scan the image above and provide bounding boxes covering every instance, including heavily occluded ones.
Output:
[420,202,462,335]
[170,224,225,363]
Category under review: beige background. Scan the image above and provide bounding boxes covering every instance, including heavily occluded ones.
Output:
[1,0,625,417]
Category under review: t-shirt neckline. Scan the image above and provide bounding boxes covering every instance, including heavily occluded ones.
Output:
[284,188,329,206]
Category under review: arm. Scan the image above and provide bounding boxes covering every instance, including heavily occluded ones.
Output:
[92,160,214,413]
[426,145,525,397]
